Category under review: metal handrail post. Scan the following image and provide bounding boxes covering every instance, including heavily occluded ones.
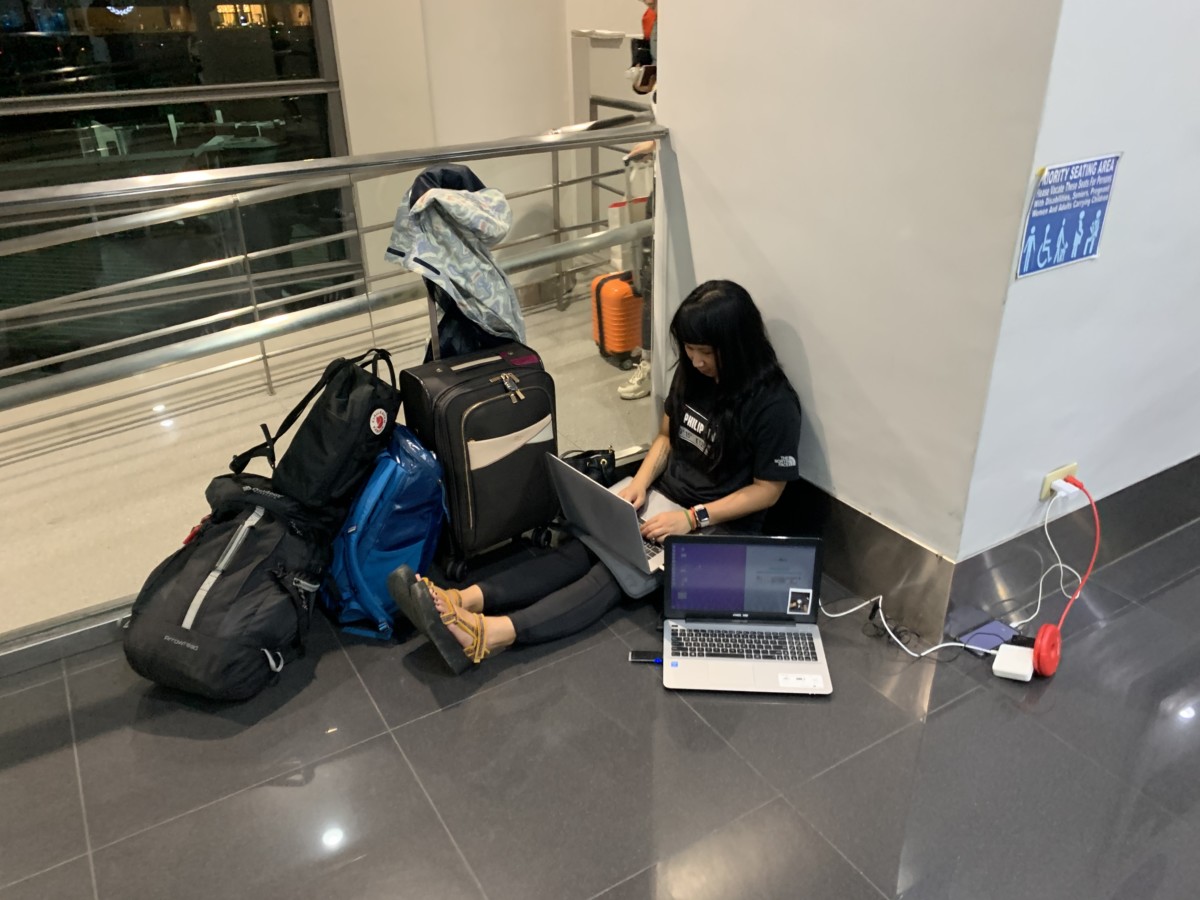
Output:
[589,98,601,227]
[551,148,564,308]
[346,174,379,348]
[231,197,275,395]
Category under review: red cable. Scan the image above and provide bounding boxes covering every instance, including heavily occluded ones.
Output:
[1057,475,1101,630]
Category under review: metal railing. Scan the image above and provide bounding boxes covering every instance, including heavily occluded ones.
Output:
[0,78,341,117]
[0,116,661,216]
[589,96,652,224]
[0,219,651,418]
[0,114,666,416]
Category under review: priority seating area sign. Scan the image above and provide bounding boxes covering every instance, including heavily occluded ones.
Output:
[1017,154,1120,278]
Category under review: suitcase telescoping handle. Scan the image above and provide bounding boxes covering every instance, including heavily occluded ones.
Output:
[229,348,396,474]
[427,297,441,361]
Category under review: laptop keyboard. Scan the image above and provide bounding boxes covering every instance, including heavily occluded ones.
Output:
[636,518,660,559]
[669,625,819,662]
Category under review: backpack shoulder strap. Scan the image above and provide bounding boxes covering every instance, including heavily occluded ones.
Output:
[229,357,347,474]
[349,347,396,387]
[228,348,395,475]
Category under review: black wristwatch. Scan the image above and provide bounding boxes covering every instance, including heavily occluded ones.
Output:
[694,504,711,529]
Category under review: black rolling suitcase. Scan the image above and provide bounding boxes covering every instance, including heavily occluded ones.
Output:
[400,343,558,578]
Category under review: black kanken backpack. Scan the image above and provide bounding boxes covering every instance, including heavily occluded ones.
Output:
[230,348,402,517]
[123,474,329,701]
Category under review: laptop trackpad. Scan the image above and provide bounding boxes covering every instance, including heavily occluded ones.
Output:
[710,661,755,690]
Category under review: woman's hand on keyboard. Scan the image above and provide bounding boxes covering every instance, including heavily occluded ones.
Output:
[618,483,646,510]
[640,509,693,542]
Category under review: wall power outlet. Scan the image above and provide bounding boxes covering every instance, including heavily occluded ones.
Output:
[1040,463,1079,501]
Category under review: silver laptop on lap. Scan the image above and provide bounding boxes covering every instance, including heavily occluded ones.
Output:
[545,453,683,574]
[662,534,833,695]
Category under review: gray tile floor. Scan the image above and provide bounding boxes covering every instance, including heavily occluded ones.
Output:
[2,520,1199,899]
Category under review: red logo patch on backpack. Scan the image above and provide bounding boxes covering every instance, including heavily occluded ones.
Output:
[182,515,211,545]
[369,409,388,435]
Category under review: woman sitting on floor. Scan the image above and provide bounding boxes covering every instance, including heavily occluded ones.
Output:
[389,279,803,674]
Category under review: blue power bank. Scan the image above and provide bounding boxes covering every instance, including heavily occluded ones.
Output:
[958,620,1018,656]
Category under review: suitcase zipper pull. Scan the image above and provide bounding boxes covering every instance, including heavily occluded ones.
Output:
[493,372,525,403]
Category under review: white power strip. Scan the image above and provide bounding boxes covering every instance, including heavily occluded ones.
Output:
[992,643,1035,682]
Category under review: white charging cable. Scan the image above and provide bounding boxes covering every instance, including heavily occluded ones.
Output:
[819,488,1088,659]
[819,595,1001,657]
[1010,492,1083,629]
[818,595,880,618]
[876,595,1001,658]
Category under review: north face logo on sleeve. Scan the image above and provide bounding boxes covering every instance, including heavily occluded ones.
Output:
[775,455,797,468]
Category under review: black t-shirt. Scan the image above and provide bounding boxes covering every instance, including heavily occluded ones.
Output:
[656,375,802,533]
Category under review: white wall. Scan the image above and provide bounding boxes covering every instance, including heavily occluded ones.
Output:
[333,0,583,149]
[329,0,436,279]
[420,0,574,285]
[331,0,579,286]
[960,0,1200,557]
[563,0,634,34]
[329,0,435,155]
[421,0,570,144]
[565,0,643,117]
[654,0,1060,556]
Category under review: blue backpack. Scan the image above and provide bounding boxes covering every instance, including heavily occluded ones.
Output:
[323,425,444,639]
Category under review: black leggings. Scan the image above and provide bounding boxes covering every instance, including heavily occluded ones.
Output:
[476,538,623,644]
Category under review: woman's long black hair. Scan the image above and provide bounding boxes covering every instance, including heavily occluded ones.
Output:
[668,279,795,472]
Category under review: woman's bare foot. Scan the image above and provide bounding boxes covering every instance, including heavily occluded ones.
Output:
[426,581,516,656]
[420,579,484,613]
[455,584,485,613]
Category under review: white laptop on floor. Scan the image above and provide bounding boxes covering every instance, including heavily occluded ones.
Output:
[545,453,683,574]
[661,534,833,695]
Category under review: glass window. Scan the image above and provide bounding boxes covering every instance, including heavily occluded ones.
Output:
[0,93,331,191]
[0,1,347,387]
[0,1,320,97]
[0,185,357,386]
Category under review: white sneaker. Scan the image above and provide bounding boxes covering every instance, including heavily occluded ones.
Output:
[618,360,651,400]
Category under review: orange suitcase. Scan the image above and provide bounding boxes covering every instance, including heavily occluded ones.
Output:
[590,271,643,367]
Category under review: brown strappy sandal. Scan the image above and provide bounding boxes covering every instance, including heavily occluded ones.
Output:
[389,568,477,675]
[421,577,489,672]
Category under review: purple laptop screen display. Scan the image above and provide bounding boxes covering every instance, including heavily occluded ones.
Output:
[668,541,817,616]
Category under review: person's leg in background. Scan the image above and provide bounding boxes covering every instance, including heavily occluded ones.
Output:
[618,269,652,400]
[619,213,654,399]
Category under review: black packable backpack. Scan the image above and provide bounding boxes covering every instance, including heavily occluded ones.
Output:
[123,474,328,701]
[230,348,402,518]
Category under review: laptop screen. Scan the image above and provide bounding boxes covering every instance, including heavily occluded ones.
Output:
[664,535,822,623]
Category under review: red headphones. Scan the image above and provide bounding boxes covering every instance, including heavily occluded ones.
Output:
[1034,623,1062,677]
